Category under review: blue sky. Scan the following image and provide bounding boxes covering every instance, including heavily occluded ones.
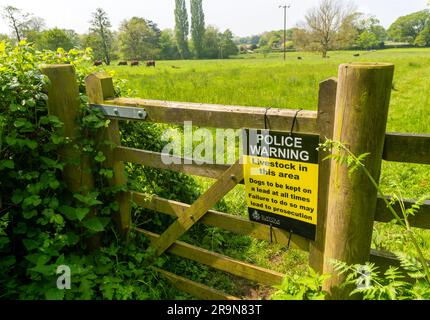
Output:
[0,0,428,37]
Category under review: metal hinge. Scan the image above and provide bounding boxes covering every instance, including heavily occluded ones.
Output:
[89,104,147,121]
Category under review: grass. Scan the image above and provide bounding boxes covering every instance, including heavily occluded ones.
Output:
[107,49,430,298]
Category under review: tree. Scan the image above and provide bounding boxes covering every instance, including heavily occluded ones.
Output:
[159,29,180,60]
[191,0,205,59]
[355,15,387,49]
[356,30,380,49]
[174,0,190,59]
[0,34,9,42]
[388,10,430,44]
[1,6,43,42]
[119,17,161,60]
[90,8,114,65]
[220,29,238,58]
[415,22,430,47]
[295,0,356,57]
[203,26,220,59]
[37,28,80,51]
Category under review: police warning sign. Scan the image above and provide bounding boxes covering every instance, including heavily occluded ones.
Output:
[243,129,319,241]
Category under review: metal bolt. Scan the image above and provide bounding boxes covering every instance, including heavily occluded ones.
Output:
[113,108,119,115]
[138,111,144,118]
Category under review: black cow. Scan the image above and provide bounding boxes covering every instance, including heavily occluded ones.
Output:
[94,60,103,66]
[131,60,139,67]
[146,60,156,67]
[118,61,128,66]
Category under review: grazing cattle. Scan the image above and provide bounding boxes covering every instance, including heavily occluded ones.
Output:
[146,60,156,67]
[297,57,302,60]
[94,60,103,66]
[353,53,360,57]
[131,60,139,67]
[118,61,128,66]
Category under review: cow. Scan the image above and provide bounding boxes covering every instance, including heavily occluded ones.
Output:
[131,60,139,67]
[353,53,360,57]
[118,61,128,66]
[297,57,303,60]
[146,60,156,67]
[94,60,103,66]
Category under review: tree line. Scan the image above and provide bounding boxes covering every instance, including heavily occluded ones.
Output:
[237,0,430,57]
[1,1,238,64]
[3,0,430,61]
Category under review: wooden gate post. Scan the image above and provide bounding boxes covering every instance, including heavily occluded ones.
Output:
[85,72,131,239]
[41,65,95,193]
[323,63,394,299]
[309,78,337,273]
[41,64,100,249]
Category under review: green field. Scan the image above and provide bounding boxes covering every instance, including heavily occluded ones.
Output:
[108,49,430,298]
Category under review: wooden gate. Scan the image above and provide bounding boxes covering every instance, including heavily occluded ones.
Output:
[42,64,430,300]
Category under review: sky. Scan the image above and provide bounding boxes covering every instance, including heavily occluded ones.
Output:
[0,0,428,37]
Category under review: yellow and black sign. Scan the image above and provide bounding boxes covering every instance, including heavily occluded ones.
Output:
[243,129,319,241]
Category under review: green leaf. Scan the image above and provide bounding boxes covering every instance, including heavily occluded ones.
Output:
[75,208,90,222]
[74,193,102,207]
[51,214,64,225]
[100,169,113,179]
[45,288,65,301]
[61,206,78,221]
[0,159,14,169]
[83,217,110,232]
[23,239,39,251]
[95,151,106,163]
[51,134,65,145]
[12,190,25,205]
[23,195,42,208]
[23,210,37,219]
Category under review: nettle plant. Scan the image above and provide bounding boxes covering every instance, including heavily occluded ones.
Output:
[321,139,430,300]
[0,41,171,300]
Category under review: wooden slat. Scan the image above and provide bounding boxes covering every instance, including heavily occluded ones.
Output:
[115,146,229,179]
[375,197,430,229]
[104,97,319,133]
[154,268,240,300]
[132,192,311,252]
[370,249,401,269]
[309,78,337,272]
[383,133,430,165]
[152,162,244,256]
[136,228,284,286]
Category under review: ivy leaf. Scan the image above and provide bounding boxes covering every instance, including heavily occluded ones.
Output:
[83,217,110,232]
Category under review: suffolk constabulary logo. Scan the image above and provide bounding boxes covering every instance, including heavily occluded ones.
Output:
[252,210,261,221]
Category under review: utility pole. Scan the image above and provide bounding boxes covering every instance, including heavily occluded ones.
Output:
[279,4,291,61]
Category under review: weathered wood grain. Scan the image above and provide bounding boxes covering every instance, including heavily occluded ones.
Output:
[132,192,311,252]
[154,268,240,300]
[136,228,284,286]
[104,97,319,133]
[152,162,244,256]
[383,133,430,165]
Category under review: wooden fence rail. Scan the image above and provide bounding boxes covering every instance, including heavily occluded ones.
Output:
[39,64,429,301]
